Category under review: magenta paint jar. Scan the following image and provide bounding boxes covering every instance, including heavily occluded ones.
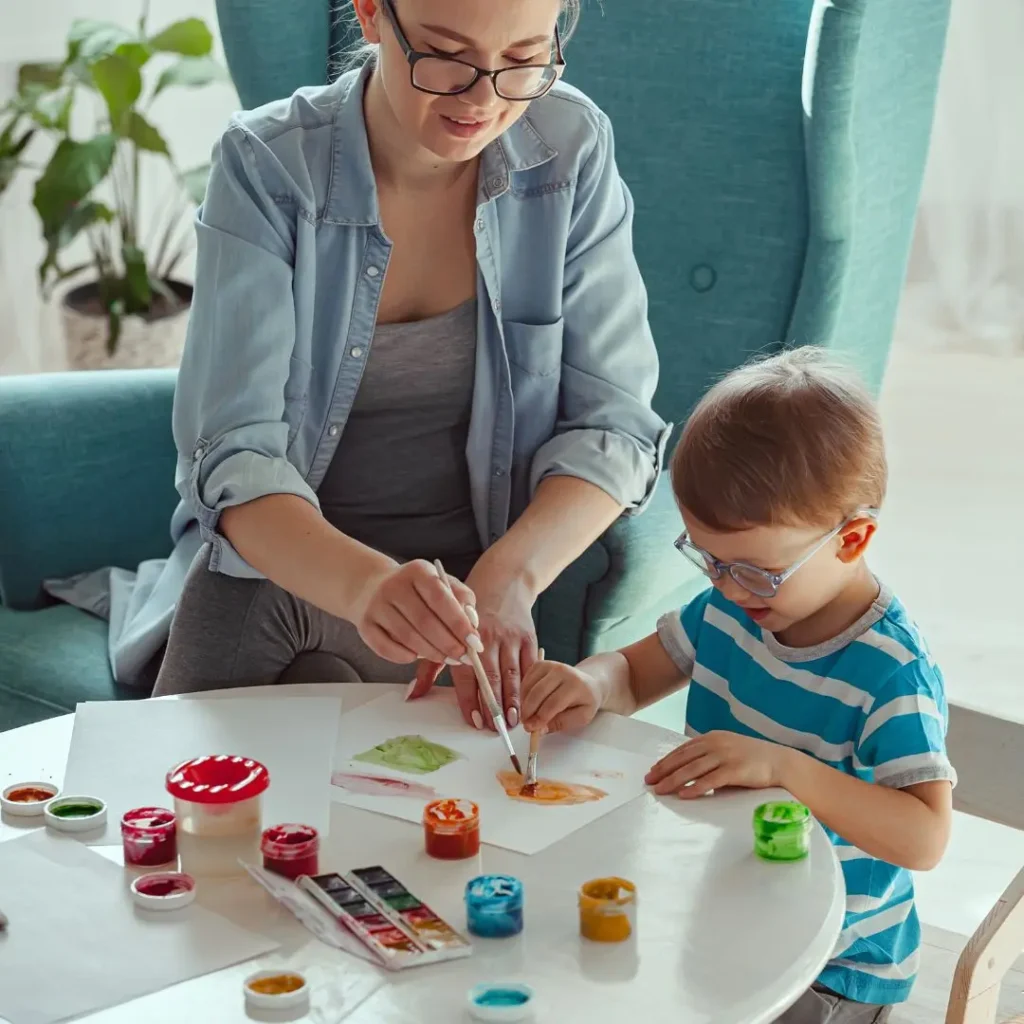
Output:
[121,806,178,868]
[261,823,320,880]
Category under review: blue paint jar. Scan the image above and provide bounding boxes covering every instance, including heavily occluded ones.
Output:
[465,874,524,938]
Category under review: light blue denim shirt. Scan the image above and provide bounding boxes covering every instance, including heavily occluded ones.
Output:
[49,63,669,687]
[171,62,669,579]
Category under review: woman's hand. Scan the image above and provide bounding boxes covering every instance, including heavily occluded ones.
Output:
[645,731,785,798]
[521,661,602,734]
[406,572,537,730]
[351,559,480,667]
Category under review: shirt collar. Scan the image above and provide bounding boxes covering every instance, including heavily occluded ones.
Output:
[325,63,558,224]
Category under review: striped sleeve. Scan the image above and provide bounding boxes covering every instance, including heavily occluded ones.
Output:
[656,586,714,677]
[856,659,957,789]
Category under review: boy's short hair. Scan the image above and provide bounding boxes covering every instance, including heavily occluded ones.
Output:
[671,347,887,531]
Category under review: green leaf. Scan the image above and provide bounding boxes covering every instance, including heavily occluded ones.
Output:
[122,243,152,314]
[33,90,74,132]
[114,41,152,71]
[33,135,116,236]
[67,20,135,64]
[0,128,34,193]
[153,56,228,98]
[18,62,64,92]
[148,19,213,57]
[119,111,169,154]
[38,200,115,292]
[179,163,210,205]
[106,298,125,356]
[90,53,142,128]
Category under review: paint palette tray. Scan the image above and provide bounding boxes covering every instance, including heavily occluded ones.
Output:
[244,862,471,970]
[302,867,472,969]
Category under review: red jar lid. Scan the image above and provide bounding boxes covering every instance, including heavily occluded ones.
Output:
[166,755,270,804]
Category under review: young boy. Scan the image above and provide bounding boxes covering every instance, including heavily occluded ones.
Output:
[521,347,955,1024]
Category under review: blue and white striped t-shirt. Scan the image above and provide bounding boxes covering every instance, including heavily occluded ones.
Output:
[657,582,956,1006]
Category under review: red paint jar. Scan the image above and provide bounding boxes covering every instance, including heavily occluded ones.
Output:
[261,823,320,880]
[121,807,178,867]
[423,798,480,860]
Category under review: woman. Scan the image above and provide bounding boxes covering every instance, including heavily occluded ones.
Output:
[153,0,669,731]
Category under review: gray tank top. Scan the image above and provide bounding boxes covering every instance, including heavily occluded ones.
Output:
[318,298,482,580]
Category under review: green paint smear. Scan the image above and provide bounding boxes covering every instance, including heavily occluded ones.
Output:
[353,735,460,775]
[49,802,102,819]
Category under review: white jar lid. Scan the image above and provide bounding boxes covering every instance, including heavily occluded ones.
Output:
[467,983,536,1021]
[130,872,197,911]
[43,795,107,832]
[243,970,310,1010]
[1,781,59,817]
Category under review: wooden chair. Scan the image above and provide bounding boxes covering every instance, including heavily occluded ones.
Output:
[944,706,1024,1023]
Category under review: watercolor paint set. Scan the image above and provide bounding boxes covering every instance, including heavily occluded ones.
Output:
[299,866,472,969]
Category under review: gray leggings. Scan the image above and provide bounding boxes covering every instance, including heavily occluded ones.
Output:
[774,985,891,1024]
[152,544,417,696]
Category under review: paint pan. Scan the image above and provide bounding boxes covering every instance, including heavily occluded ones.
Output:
[243,970,309,1010]
[130,871,196,911]
[465,875,524,938]
[467,982,536,1022]
[578,877,636,942]
[43,795,107,833]
[753,801,811,862]
[1,781,59,817]
[299,866,472,969]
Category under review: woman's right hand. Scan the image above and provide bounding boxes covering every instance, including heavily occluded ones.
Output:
[352,559,480,667]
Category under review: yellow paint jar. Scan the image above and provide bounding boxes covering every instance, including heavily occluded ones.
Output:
[578,876,637,942]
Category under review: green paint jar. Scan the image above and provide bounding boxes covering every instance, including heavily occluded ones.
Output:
[753,801,812,862]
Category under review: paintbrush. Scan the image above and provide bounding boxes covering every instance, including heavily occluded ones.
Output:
[433,560,523,776]
[521,648,545,796]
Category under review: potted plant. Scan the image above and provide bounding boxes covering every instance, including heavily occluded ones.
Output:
[2,7,230,369]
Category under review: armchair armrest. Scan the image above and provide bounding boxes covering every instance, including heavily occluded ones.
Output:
[0,370,178,610]
[536,472,707,663]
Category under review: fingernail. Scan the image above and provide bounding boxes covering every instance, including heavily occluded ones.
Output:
[466,634,484,653]
[471,711,484,730]
[460,654,473,666]
[465,605,479,629]
[445,657,460,667]
[507,706,519,728]
[404,679,417,701]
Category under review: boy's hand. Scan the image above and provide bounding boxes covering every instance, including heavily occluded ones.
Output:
[646,731,787,798]
[520,661,601,734]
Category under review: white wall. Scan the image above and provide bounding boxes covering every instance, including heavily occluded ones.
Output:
[0,0,241,374]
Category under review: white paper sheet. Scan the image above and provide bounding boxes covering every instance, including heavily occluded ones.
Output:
[0,831,279,1024]
[62,697,343,845]
[330,691,652,855]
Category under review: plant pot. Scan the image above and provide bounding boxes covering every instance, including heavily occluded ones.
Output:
[61,279,193,370]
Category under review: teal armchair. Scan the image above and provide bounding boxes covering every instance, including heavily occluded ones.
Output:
[0,0,949,729]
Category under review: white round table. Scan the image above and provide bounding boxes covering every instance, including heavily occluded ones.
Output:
[0,683,844,1024]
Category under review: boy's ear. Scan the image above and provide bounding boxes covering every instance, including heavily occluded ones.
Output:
[836,516,876,564]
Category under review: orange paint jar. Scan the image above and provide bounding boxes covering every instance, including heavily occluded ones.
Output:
[423,798,480,860]
[578,877,637,942]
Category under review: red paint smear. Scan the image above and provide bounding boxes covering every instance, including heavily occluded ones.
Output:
[330,772,436,799]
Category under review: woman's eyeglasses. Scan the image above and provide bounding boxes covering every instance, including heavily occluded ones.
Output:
[674,510,880,599]
[380,0,565,102]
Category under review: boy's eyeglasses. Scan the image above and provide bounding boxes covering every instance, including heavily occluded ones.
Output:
[674,509,880,599]
[380,0,565,101]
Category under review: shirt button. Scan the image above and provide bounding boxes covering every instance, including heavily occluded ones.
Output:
[493,299,501,312]
[690,264,717,292]
[328,425,340,437]
[475,218,485,232]
[366,266,380,278]
[350,347,363,358]
[489,176,505,191]
[493,467,504,477]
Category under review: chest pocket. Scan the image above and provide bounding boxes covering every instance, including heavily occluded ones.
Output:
[504,319,563,458]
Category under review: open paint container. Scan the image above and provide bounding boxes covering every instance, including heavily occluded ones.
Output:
[166,755,268,876]
[578,877,637,942]
[753,801,812,862]
[466,982,535,1022]
[422,798,480,860]
[121,807,177,868]
[243,970,309,1010]
[261,823,319,880]
[43,795,107,833]
[130,871,196,911]
[1,781,59,817]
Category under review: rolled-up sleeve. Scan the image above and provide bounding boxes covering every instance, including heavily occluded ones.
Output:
[172,123,320,572]
[529,112,671,513]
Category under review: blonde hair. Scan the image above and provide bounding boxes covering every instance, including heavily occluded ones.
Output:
[336,0,582,72]
[671,347,888,531]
